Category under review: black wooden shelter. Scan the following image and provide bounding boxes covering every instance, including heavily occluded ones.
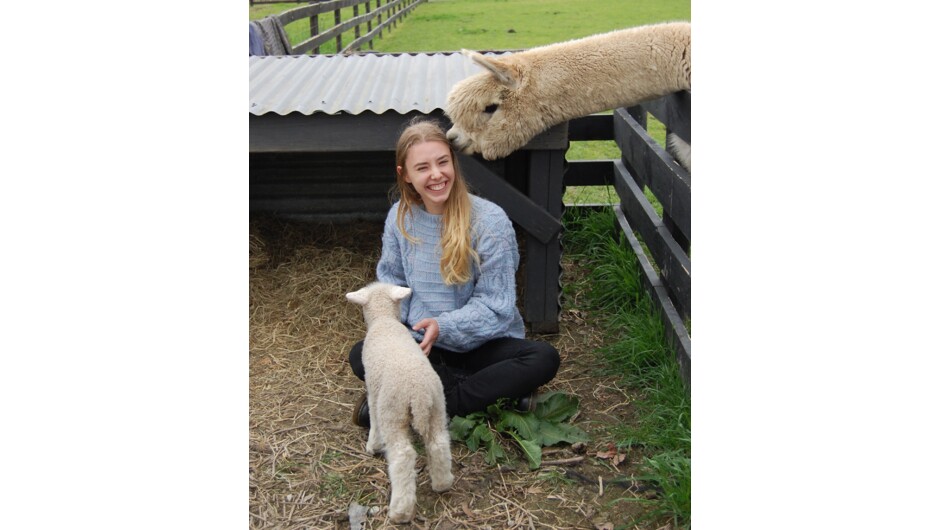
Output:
[249,53,567,333]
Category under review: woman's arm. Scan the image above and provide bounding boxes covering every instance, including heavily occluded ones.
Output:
[433,214,521,351]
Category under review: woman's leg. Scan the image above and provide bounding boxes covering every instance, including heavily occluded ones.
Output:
[438,338,560,417]
[349,337,559,418]
[348,340,366,381]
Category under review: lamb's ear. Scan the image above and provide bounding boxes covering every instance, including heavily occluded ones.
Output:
[345,288,369,306]
[388,285,412,302]
[462,49,518,89]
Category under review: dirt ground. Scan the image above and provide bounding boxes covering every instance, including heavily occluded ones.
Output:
[249,214,668,529]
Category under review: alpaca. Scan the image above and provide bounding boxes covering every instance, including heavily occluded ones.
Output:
[445,21,691,167]
[345,282,454,524]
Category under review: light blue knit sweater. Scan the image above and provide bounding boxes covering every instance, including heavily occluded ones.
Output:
[376,195,526,352]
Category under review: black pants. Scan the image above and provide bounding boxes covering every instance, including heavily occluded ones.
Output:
[348,337,560,418]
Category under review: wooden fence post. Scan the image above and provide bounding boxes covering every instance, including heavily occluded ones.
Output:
[377,0,383,38]
[334,8,342,52]
[309,6,319,54]
[353,4,360,46]
[365,1,373,50]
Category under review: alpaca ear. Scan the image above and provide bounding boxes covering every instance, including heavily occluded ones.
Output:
[462,49,518,89]
[388,286,412,302]
[345,288,368,305]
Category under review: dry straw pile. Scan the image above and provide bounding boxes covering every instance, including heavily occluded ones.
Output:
[249,214,653,529]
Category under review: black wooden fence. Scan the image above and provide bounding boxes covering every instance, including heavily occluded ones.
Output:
[566,93,691,386]
[265,0,424,55]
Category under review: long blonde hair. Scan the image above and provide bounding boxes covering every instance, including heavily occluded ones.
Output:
[394,118,479,285]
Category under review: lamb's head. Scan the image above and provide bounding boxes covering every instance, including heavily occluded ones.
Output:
[345,282,412,327]
[445,51,539,160]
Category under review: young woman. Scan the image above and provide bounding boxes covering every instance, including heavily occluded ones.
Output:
[348,118,560,427]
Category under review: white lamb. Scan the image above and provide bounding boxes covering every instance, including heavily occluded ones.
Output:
[345,282,454,524]
[445,21,691,170]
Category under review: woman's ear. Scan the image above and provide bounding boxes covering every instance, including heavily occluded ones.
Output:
[398,166,410,183]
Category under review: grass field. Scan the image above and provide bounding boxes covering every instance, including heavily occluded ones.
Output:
[250,0,690,52]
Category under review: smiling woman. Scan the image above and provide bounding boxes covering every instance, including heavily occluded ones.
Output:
[345,117,561,423]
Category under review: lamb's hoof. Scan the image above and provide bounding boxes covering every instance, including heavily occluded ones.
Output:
[432,476,454,493]
[365,442,385,455]
[388,507,415,524]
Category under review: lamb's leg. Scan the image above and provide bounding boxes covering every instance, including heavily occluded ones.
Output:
[424,408,454,492]
[384,429,417,523]
[365,392,385,455]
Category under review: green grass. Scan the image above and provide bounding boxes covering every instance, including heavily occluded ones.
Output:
[563,206,691,528]
[368,0,690,52]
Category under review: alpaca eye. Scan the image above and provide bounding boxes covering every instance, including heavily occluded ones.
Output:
[483,104,499,114]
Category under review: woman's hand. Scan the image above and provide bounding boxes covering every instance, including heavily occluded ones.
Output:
[412,318,439,356]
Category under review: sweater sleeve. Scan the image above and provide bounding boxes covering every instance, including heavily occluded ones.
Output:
[433,211,520,351]
[375,206,410,321]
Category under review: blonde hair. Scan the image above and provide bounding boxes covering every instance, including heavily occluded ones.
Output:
[394,118,479,285]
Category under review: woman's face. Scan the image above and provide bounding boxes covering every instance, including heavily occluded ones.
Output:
[399,140,455,215]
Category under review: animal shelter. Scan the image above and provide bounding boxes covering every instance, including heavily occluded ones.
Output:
[250,52,569,333]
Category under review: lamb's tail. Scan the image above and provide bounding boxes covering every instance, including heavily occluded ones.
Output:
[409,394,434,440]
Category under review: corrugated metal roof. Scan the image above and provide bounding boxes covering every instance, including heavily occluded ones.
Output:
[249,52,511,116]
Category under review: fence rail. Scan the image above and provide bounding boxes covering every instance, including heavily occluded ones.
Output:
[566,93,691,386]
[250,0,311,6]
[265,0,423,55]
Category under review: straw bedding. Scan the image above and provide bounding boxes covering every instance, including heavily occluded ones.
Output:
[249,214,661,529]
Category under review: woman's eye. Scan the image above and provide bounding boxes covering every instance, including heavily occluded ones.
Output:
[484,104,499,114]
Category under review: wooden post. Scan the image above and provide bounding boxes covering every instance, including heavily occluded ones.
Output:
[309,4,320,55]
[353,4,360,52]
[377,0,383,38]
[334,9,342,53]
[524,149,565,334]
[365,2,373,50]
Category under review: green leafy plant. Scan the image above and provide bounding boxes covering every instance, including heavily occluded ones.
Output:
[449,391,590,470]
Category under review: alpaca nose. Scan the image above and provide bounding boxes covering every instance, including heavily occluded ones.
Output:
[446,128,465,148]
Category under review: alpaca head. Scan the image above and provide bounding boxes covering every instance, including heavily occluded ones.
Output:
[445,51,540,160]
[346,282,412,326]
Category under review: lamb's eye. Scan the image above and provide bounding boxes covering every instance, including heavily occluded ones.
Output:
[483,104,499,114]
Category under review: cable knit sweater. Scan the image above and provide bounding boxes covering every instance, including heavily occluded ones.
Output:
[376,195,526,352]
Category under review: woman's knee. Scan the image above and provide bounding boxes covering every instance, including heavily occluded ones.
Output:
[349,341,366,380]
[529,340,560,381]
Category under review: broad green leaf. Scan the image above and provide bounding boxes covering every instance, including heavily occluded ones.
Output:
[509,431,543,470]
[536,421,591,446]
[449,415,477,441]
[494,410,540,439]
[533,392,580,423]
[467,423,492,452]
[484,437,507,465]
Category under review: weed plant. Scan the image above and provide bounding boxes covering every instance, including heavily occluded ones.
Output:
[563,205,691,528]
